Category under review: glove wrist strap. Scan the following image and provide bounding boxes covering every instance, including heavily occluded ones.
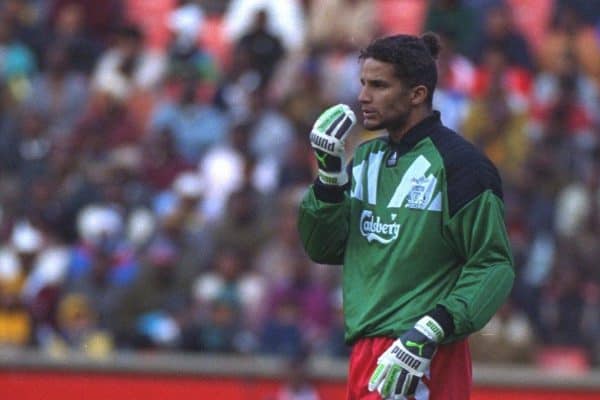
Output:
[318,171,348,187]
[415,316,445,343]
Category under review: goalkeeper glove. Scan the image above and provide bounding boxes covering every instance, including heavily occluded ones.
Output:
[368,316,445,399]
[309,104,356,186]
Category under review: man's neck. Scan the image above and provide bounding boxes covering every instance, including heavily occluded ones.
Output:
[388,108,433,143]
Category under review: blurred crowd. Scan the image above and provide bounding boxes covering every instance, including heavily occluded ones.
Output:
[1,0,600,371]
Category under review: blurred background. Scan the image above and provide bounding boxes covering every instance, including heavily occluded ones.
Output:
[1,0,600,399]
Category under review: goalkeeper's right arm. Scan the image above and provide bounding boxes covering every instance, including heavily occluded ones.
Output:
[297,104,355,265]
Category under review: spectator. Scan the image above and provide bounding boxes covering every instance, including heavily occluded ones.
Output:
[0,220,70,344]
[43,293,113,357]
[151,171,214,287]
[12,110,52,186]
[554,0,600,27]
[263,252,334,352]
[471,42,532,108]
[317,41,362,106]
[23,139,100,242]
[193,248,265,328]
[0,221,45,292]
[92,24,165,102]
[472,4,534,71]
[0,257,32,348]
[113,238,188,349]
[212,182,273,260]
[0,82,20,173]
[213,48,260,123]
[537,264,587,347]
[555,159,600,239]
[245,87,295,167]
[190,248,264,350]
[277,136,314,190]
[254,188,307,284]
[195,297,244,353]
[25,45,89,139]
[0,16,37,101]
[198,123,249,220]
[307,0,376,50]
[166,0,219,90]
[224,0,306,52]
[531,54,599,147]
[424,0,476,56]
[100,146,152,211]
[462,47,529,181]
[234,9,285,87]
[64,205,138,330]
[538,5,600,87]
[1,0,46,64]
[47,3,103,74]
[141,128,194,192]
[432,30,474,131]
[150,78,229,163]
[276,54,329,133]
[260,298,304,357]
[70,92,145,160]
[47,0,125,46]
[325,288,349,358]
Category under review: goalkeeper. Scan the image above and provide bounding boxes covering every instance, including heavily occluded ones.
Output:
[298,33,514,400]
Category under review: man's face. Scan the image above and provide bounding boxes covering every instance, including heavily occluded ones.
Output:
[358,58,412,132]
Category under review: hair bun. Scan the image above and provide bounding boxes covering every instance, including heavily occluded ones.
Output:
[421,32,441,60]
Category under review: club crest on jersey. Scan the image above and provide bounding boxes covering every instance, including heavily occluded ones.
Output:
[359,210,401,244]
[406,176,435,209]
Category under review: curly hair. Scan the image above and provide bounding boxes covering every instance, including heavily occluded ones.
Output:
[359,32,441,106]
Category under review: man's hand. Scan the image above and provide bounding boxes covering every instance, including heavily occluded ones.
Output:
[368,316,445,399]
[309,104,356,186]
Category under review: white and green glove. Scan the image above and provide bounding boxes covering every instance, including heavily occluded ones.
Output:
[368,316,445,399]
[309,104,356,186]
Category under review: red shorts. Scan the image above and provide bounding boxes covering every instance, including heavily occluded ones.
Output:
[346,337,472,400]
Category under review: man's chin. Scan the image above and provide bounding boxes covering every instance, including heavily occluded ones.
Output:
[362,120,383,131]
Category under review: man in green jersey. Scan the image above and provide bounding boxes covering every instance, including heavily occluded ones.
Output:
[298,32,514,400]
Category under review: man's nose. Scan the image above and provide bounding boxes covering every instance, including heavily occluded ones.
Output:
[358,87,370,103]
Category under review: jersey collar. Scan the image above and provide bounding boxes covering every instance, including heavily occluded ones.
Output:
[388,110,442,149]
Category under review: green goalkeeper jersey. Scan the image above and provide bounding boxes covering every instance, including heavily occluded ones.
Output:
[298,112,514,344]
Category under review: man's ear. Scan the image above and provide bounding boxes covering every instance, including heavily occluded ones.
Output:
[410,85,429,106]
